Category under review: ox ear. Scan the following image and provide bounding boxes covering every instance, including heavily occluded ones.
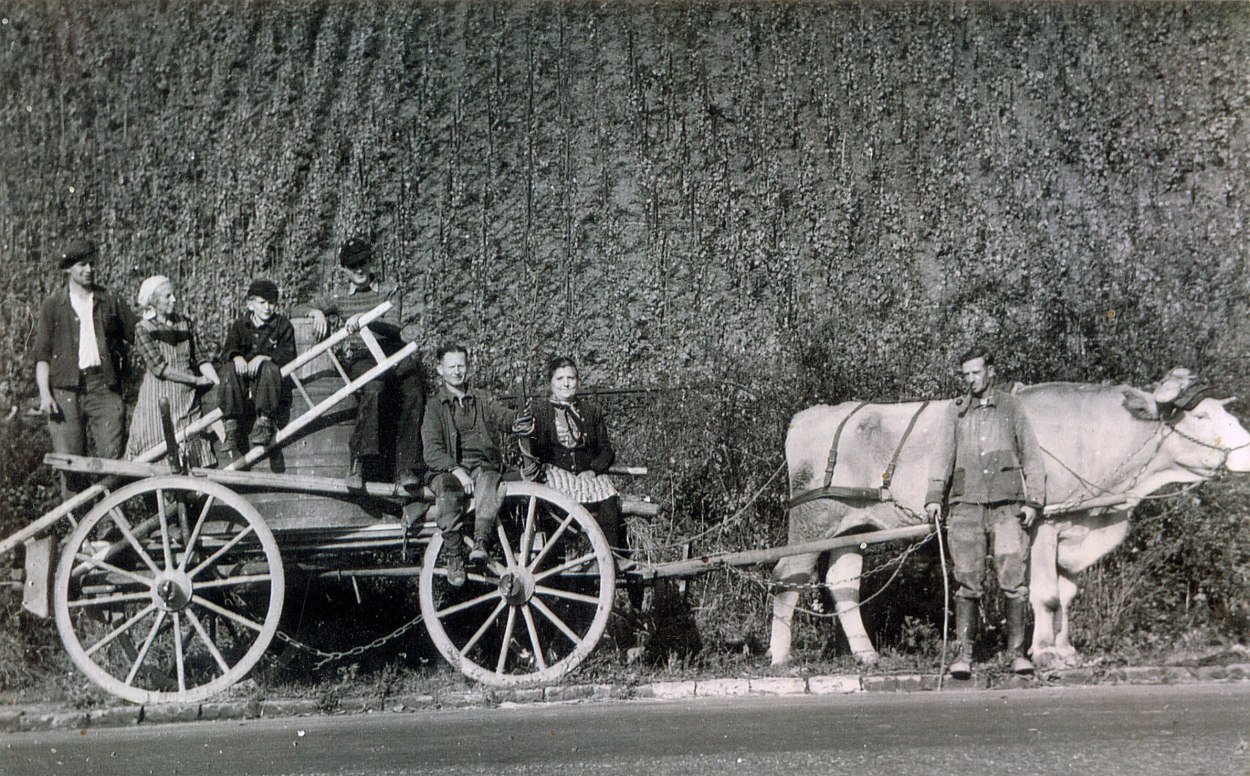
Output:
[1122,389,1159,421]
[1153,367,1197,405]
[1217,396,1238,407]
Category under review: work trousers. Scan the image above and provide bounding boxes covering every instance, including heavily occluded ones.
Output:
[218,359,284,418]
[947,502,1030,601]
[346,353,425,479]
[429,468,504,541]
[48,370,126,496]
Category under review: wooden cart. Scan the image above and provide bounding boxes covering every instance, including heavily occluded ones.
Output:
[0,301,931,704]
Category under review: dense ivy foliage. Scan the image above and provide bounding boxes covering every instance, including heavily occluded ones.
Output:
[1,2,1246,683]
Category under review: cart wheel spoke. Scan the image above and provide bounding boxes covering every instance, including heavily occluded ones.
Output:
[108,507,162,576]
[156,490,175,571]
[68,590,153,608]
[529,596,582,647]
[520,605,547,671]
[532,585,601,606]
[187,524,256,579]
[495,522,518,568]
[125,610,168,686]
[178,495,215,573]
[435,590,501,619]
[72,553,154,588]
[460,600,509,658]
[532,552,599,584]
[56,476,284,705]
[516,495,538,564]
[496,607,518,675]
[172,612,187,693]
[525,512,577,572]
[190,595,265,633]
[185,609,231,675]
[85,603,159,658]
[193,574,273,590]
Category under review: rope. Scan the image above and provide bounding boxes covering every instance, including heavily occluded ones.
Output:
[934,508,949,692]
[619,460,788,554]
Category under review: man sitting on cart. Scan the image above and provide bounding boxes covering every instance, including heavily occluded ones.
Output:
[422,344,531,587]
[296,237,427,492]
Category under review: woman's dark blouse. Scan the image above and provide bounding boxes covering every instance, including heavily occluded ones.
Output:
[530,399,615,475]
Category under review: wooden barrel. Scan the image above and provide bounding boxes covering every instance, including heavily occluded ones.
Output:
[245,317,388,531]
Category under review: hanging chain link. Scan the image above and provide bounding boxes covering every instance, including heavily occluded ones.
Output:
[273,613,426,671]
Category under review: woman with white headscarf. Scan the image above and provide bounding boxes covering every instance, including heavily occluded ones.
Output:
[124,275,218,465]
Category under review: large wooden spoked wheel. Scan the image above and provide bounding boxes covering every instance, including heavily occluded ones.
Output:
[54,475,284,704]
[419,481,615,686]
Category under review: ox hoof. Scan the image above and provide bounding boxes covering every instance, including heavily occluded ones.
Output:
[854,650,880,666]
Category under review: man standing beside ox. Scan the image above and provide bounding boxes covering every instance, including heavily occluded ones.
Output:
[33,239,136,496]
[925,346,1045,678]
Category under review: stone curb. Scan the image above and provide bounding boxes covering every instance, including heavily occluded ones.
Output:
[4,663,1248,734]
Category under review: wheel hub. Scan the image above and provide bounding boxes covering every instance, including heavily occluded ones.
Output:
[151,571,193,612]
[497,567,535,606]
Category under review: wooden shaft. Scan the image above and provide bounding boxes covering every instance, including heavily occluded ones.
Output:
[632,524,935,580]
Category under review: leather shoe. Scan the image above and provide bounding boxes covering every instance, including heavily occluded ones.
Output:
[344,460,366,491]
[247,416,275,448]
[397,471,423,494]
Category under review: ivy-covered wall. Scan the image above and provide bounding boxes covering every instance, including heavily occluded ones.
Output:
[1,1,1247,667]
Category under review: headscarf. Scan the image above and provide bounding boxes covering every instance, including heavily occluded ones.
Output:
[136,275,172,319]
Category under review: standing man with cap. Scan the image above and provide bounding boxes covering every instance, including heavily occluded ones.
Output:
[925,345,1045,678]
[296,237,426,491]
[32,239,136,494]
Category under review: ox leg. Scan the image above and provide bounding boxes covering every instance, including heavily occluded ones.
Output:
[1029,521,1061,667]
[1052,572,1081,665]
[826,549,879,665]
[1051,514,1130,667]
[769,552,818,666]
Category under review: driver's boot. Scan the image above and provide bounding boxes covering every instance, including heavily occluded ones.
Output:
[948,598,976,680]
[1006,597,1034,675]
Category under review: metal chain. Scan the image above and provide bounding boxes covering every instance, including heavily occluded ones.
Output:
[274,613,426,671]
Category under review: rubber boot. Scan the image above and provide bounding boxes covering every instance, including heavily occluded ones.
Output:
[948,598,977,679]
[1006,597,1035,675]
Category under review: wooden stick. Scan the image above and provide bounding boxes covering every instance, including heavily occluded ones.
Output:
[632,524,935,580]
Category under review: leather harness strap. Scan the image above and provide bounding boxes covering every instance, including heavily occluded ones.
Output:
[823,401,868,489]
[882,401,930,490]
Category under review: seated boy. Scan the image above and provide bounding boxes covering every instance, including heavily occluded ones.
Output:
[217,279,296,457]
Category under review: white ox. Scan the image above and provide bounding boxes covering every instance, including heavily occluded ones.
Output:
[769,375,1250,668]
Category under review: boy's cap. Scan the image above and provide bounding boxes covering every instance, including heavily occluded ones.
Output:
[246,279,279,304]
[58,239,97,269]
[339,237,372,270]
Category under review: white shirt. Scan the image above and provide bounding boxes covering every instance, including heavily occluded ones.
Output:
[68,287,102,369]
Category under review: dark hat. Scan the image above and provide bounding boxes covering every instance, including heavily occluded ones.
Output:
[245,278,279,304]
[58,239,97,269]
[338,237,373,270]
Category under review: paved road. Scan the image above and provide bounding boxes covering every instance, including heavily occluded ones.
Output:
[3,683,1247,775]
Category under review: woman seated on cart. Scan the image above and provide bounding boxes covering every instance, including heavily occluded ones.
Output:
[526,356,641,607]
